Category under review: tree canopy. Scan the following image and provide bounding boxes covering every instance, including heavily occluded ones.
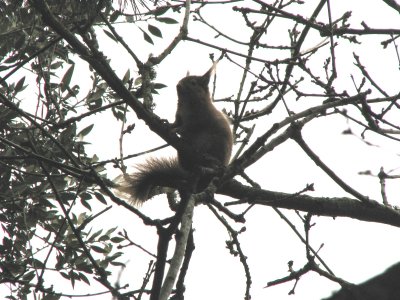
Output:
[1,0,400,299]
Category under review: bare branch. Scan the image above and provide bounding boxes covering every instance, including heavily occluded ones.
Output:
[220,180,400,227]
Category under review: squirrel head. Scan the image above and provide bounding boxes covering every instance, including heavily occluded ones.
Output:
[176,63,217,103]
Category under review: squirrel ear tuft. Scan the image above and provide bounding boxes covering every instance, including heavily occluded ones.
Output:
[209,60,218,76]
[200,61,218,85]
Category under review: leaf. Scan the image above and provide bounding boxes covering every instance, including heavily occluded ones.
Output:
[134,76,142,86]
[153,6,169,16]
[148,24,162,38]
[105,227,118,236]
[76,262,92,273]
[139,28,154,44]
[153,83,167,89]
[91,154,99,163]
[103,29,117,42]
[69,270,76,288]
[14,76,26,94]
[89,229,103,242]
[143,31,154,44]
[110,261,126,266]
[112,108,125,121]
[50,61,63,69]
[109,10,120,22]
[78,272,90,285]
[94,192,107,205]
[80,199,91,211]
[22,270,35,281]
[79,192,92,201]
[98,235,109,242]
[105,252,123,262]
[33,258,45,268]
[156,17,179,24]
[91,245,107,254]
[87,87,106,103]
[94,164,106,173]
[61,65,75,92]
[122,69,130,84]
[77,124,94,137]
[111,236,124,243]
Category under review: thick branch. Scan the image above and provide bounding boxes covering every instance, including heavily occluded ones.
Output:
[159,195,195,300]
[219,180,400,227]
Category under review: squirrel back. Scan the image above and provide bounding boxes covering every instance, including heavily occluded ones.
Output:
[175,67,232,170]
[114,65,233,204]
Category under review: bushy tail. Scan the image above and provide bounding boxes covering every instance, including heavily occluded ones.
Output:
[113,157,188,205]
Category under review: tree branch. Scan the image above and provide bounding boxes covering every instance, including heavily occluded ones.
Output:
[159,194,195,300]
[219,180,400,227]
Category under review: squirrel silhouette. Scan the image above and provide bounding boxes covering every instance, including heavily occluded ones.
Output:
[115,64,233,205]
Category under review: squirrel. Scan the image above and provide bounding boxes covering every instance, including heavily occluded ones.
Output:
[115,63,233,205]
